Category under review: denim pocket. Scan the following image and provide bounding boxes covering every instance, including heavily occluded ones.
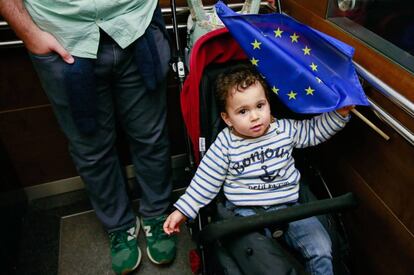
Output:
[28,51,59,60]
[28,51,66,82]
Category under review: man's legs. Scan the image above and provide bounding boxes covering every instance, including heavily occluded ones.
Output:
[115,75,172,218]
[112,24,175,264]
[29,40,140,274]
[29,51,136,232]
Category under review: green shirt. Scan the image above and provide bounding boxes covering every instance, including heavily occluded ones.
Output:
[24,0,158,58]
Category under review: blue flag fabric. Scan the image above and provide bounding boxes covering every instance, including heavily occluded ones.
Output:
[215,1,369,113]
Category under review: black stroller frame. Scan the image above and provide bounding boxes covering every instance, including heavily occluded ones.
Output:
[169,1,358,274]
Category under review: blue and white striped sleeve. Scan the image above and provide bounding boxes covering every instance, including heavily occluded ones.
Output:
[291,111,350,148]
[174,132,229,219]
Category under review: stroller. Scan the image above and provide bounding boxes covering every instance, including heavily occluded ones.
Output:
[178,28,357,275]
[170,3,358,275]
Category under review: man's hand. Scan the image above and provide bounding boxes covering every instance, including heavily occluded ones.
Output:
[163,210,188,235]
[336,105,354,117]
[0,0,73,64]
[25,30,74,64]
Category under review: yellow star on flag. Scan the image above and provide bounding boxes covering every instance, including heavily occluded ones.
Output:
[250,57,259,66]
[302,46,311,55]
[305,86,315,95]
[316,77,322,83]
[310,62,318,71]
[274,27,283,38]
[290,33,299,43]
[287,91,297,100]
[251,39,262,50]
[272,86,279,95]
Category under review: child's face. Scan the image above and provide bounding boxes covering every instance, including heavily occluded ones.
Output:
[221,82,272,138]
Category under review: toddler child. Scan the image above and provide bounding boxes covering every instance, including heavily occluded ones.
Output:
[164,65,353,275]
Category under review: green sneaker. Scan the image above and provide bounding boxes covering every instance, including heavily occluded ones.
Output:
[109,219,141,274]
[141,214,177,264]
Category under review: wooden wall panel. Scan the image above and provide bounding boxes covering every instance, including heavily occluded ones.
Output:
[327,107,414,232]
[321,156,414,275]
[279,1,414,274]
[282,0,328,18]
[366,85,414,133]
[321,125,414,275]
[317,75,414,275]
[0,107,76,190]
[0,49,48,111]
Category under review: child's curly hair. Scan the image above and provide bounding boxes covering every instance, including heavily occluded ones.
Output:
[215,64,269,111]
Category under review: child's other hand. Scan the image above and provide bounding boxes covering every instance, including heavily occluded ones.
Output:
[336,105,354,117]
[163,210,187,235]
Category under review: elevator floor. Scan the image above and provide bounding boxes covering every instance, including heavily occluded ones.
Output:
[8,187,195,275]
[59,210,195,275]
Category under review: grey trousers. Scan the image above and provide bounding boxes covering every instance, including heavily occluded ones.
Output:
[29,28,172,232]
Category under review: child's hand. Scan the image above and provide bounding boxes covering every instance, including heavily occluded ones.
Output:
[163,210,188,235]
[336,105,354,117]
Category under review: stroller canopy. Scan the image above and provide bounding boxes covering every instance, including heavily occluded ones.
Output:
[181,28,247,162]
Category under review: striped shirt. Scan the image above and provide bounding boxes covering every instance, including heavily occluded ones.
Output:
[174,111,350,219]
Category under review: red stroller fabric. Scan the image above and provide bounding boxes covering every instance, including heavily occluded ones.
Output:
[180,28,247,163]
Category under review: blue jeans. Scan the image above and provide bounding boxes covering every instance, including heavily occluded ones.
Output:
[229,202,333,275]
[29,27,172,232]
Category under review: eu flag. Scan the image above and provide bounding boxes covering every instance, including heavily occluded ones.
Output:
[215,1,369,113]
